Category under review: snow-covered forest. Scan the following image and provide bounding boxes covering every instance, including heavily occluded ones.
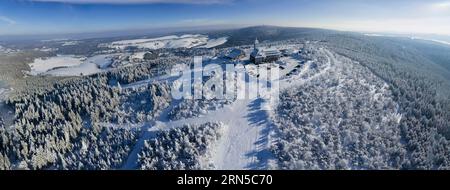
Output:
[324,36,450,169]
[0,57,181,169]
[138,122,224,170]
[271,52,406,169]
[1,26,450,170]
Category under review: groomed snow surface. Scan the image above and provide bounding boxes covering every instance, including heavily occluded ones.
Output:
[29,55,84,76]
[28,54,113,76]
[198,37,228,48]
[109,34,227,50]
[120,45,338,170]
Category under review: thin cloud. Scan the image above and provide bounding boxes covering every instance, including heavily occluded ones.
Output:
[0,16,17,25]
[432,1,450,10]
[29,0,232,4]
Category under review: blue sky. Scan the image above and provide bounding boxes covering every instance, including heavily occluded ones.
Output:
[1,0,450,36]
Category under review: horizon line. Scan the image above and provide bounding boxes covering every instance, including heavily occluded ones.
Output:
[1,24,449,41]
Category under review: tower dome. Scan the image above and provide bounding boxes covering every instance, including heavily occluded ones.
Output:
[254,38,259,50]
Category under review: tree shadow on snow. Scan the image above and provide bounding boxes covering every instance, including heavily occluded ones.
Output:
[245,98,276,169]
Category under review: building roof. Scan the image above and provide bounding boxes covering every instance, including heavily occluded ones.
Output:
[264,49,281,56]
[251,47,280,58]
[250,37,280,60]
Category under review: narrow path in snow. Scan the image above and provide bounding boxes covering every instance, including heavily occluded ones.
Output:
[121,46,337,170]
[121,97,182,169]
[121,123,153,169]
[156,47,336,169]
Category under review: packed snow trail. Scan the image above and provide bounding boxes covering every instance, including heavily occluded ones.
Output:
[121,63,272,169]
[121,46,336,169]
[121,98,181,169]
[165,48,334,169]
[162,99,261,169]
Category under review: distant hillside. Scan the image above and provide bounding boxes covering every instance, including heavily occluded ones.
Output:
[208,25,334,47]
[218,25,450,168]
[212,26,450,81]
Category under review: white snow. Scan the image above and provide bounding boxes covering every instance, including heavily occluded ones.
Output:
[0,88,6,100]
[109,34,207,50]
[29,55,85,76]
[0,46,15,54]
[130,52,146,60]
[89,54,114,69]
[411,36,450,46]
[118,44,338,170]
[61,41,79,46]
[365,33,450,47]
[29,54,113,76]
[193,48,334,169]
[364,33,389,37]
[41,38,68,42]
[109,34,227,50]
[198,37,228,48]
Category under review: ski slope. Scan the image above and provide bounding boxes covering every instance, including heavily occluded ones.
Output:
[120,45,335,170]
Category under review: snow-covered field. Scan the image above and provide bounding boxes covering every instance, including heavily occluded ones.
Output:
[0,48,17,54]
[198,37,228,48]
[61,41,79,46]
[28,54,113,76]
[29,55,85,76]
[108,34,227,50]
